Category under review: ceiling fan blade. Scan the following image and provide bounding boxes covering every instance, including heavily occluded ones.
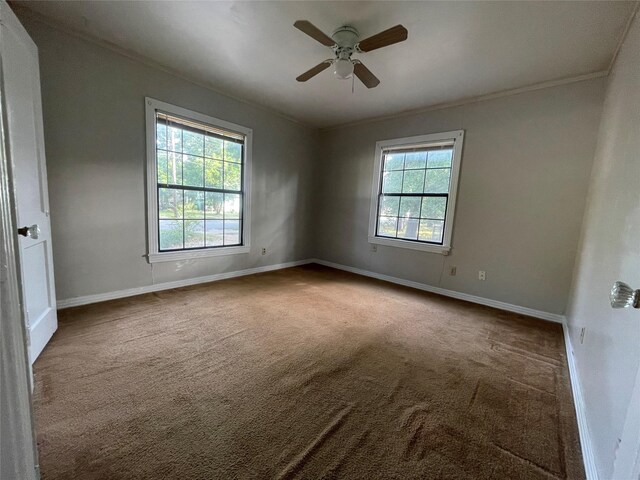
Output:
[357,25,408,52]
[294,20,335,47]
[296,61,332,82]
[354,62,380,88]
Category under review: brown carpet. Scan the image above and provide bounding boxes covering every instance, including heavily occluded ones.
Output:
[33,264,584,479]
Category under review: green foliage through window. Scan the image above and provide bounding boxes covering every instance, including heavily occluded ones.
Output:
[156,114,244,251]
[376,147,453,245]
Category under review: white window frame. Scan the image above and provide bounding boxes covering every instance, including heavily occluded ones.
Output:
[368,130,464,255]
[145,97,252,263]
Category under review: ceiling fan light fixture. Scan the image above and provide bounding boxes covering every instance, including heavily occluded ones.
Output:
[294,20,407,88]
[334,58,354,80]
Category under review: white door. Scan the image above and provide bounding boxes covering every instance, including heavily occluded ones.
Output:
[1,2,57,364]
[613,364,640,480]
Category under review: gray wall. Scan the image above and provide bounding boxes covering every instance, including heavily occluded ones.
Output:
[565,15,640,479]
[19,12,610,320]
[316,79,605,315]
[19,15,319,301]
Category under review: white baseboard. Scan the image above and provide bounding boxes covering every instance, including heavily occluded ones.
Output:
[310,258,565,323]
[57,259,314,309]
[562,321,599,480]
[59,257,566,321]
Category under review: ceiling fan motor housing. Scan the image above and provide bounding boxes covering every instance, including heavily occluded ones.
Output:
[332,26,359,60]
[294,20,406,88]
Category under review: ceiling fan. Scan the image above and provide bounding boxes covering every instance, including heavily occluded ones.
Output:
[294,20,408,88]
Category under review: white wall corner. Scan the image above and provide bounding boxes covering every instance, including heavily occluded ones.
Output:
[562,320,599,480]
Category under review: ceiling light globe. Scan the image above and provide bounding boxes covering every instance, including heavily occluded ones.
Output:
[334,59,354,80]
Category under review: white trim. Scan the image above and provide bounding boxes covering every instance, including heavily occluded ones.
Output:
[312,259,564,323]
[368,130,465,255]
[147,245,250,263]
[607,3,639,75]
[57,259,313,309]
[145,97,252,264]
[562,321,599,480]
[57,257,567,323]
[368,236,452,255]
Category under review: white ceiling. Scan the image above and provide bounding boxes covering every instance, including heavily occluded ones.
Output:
[17,1,637,128]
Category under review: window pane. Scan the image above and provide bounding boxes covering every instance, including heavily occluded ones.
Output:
[184,220,205,248]
[205,220,223,246]
[184,190,204,219]
[156,122,167,150]
[205,135,224,159]
[224,141,242,163]
[157,150,168,184]
[205,159,223,189]
[377,216,398,237]
[183,130,204,156]
[397,217,419,240]
[224,193,241,219]
[404,152,427,169]
[399,196,421,218]
[379,195,400,216]
[382,171,403,193]
[402,169,425,193]
[421,197,447,219]
[224,220,240,245]
[428,149,452,168]
[224,162,242,191]
[167,125,182,152]
[183,155,204,187]
[419,220,444,243]
[205,192,224,219]
[383,153,404,171]
[424,168,451,193]
[159,188,183,219]
[167,152,183,185]
[159,220,183,250]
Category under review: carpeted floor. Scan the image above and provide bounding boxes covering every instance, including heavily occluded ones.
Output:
[33,264,584,479]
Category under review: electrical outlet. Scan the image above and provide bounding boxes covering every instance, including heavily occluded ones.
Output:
[261,248,266,255]
[478,270,486,281]
[370,244,377,252]
[580,327,586,344]
[450,266,457,276]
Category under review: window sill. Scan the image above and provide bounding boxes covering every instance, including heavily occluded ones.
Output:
[147,245,250,263]
[368,236,450,255]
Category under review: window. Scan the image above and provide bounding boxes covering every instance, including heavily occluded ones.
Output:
[368,130,464,254]
[145,98,252,263]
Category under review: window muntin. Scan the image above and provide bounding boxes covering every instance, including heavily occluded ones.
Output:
[368,131,464,254]
[146,98,252,263]
[155,113,245,252]
[376,146,453,245]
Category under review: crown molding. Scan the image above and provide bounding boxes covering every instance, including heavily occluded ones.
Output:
[12,1,633,133]
[320,70,608,132]
[607,1,640,75]
[10,3,313,130]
